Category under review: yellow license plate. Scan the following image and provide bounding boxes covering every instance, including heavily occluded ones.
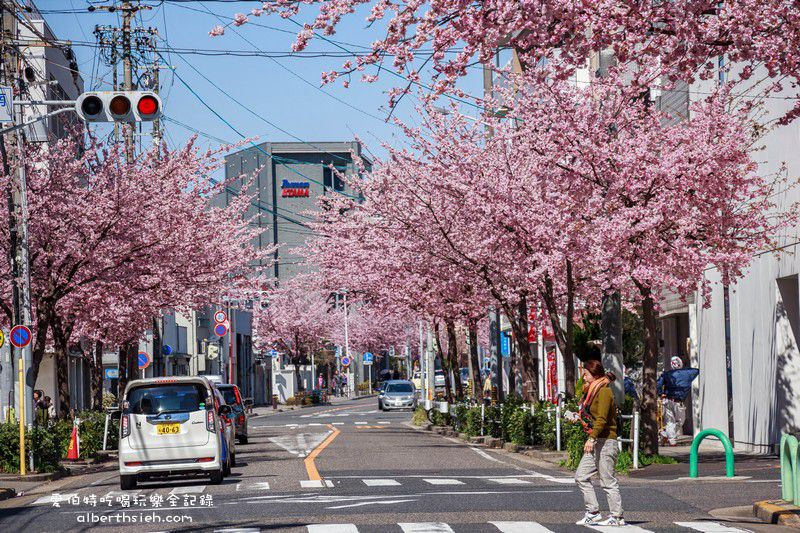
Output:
[157,423,180,435]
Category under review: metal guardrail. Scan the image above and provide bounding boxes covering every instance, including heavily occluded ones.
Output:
[617,411,640,469]
[689,428,734,478]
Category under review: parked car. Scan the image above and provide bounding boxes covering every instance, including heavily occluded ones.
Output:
[212,386,237,474]
[216,383,249,444]
[118,376,232,490]
[434,369,446,389]
[378,380,417,411]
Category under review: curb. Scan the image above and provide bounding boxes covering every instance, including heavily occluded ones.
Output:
[0,470,63,483]
[754,499,800,528]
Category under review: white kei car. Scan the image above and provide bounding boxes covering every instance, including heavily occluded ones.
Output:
[118,376,233,490]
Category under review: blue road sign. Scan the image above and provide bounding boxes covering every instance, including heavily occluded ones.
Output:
[137,351,151,370]
[214,323,228,337]
[268,349,278,357]
[10,325,31,348]
[500,331,510,358]
[161,344,173,356]
[363,352,374,364]
[341,355,351,367]
[0,86,12,124]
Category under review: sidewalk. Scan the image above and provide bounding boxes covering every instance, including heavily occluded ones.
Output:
[249,393,375,418]
[0,454,118,501]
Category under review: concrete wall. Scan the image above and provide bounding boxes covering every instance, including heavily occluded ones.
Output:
[691,67,800,452]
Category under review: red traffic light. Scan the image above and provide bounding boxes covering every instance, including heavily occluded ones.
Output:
[137,95,159,117]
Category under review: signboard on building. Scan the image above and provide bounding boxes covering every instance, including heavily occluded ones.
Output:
[281,179,310,197]
[0,86,13,124]
[500,331,510,358]
[104,367,119,379]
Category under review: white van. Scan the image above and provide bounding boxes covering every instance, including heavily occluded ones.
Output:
[118,376,232,490]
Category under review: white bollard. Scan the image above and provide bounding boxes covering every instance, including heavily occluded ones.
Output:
[633,410,640,469]
[556,402,562,452]
[102,413,110,451]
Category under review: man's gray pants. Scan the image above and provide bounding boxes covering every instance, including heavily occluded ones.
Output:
[575,437,623,517]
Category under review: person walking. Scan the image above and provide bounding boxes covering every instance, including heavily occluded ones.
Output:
[574,359,624,526]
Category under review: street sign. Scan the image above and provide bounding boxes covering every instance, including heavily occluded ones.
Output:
[10,325,31,348]
[363,352,374,365]
[0,330,5,349]
[137,351,151,370]
[214,322,228,337]
[214,310,227,324]
[104,367,119,379]
[268,349,278,358]
[500,331,510,358]
[161,344,173,356]
[341,355,351,367]
[0,86,13,123]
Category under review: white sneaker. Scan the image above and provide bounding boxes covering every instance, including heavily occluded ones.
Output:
[597,516,626,526]
[576,512,603,525]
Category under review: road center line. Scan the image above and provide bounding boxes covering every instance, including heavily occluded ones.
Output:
[304,423,340,481]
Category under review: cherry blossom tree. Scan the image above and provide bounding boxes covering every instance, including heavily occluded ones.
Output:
[0,135,271,414]
[230,1,800,121]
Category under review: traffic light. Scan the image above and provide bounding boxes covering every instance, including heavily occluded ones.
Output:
[75,91,162,123]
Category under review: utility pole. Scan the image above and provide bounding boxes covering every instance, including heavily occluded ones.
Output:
[121,1,134,163]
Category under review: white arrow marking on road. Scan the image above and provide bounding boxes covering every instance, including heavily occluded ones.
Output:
[490,522,556,533]
[399,523,455,533]
[674,522,752,532]
[307,525,359,533]
[269,431,331,458]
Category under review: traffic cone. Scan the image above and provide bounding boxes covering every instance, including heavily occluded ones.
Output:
[66,424,79,460]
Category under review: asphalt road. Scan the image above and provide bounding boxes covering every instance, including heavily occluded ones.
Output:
[0,397,790,532]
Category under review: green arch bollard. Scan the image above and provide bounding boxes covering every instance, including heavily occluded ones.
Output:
[689,428,734,478]
[780,433,799,505]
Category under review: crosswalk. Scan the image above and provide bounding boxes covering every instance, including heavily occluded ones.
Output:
[32,474,576,505]
[297,522,751,533]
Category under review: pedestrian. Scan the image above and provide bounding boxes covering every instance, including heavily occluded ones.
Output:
[33,390,48,425]
[44,396,56,420]
[573,359,624,526]
[318,374,324,391]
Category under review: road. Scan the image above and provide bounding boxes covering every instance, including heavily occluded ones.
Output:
[0,396,789,532]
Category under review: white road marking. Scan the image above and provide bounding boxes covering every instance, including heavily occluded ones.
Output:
[332,422,345,426]
[471,447,502,463]
[170,485,205,495]
[354,421,368,425]
[306,525,359,533]
[491,522,556,533]
[674,522,752,532]
[327,498,416,509]
[399,523,455,533]
[362,479,401,486]
[487,478,532,485]
[237,481,271,491]
[270,431,331,457]
[377,421,392,424]
[300,480,334,488]
[309,423,323,426]
[585,525,654,532]
[33,493,78,505]
[89,473,118,486]
[423,479,463,485]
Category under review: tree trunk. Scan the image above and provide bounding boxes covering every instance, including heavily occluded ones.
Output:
[433,321,452,401]
[468,319,481,401]
[125,341,139,390]
[564,260,576,397]
[51,315,72,418]
[91,340,104,410]
[29,310,50,389]
[510,296,538,402]
[117,345,128,403]
[638,283,660,455]
[445,319,463,400]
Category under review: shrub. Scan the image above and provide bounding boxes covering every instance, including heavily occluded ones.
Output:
[464,407,483,437]
[0,419,68,473]
[411,406,429,426]
[78,410,118,457]
[429,408,451,426]
[561,420,588,470]
[506,408,532,445]
[357,380,370,393]
[102,392,117,409]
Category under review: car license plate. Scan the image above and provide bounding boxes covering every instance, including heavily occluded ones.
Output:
[157,423,180,435]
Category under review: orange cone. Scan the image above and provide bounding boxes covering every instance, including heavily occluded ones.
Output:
[66,425,79,460]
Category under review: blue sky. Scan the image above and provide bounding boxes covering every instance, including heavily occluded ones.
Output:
[36,0,485,161]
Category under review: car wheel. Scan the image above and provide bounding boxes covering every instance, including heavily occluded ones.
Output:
[238,435,248,445]
[120,474,137,491]
[231,451,237,468]
[223,455,232,476]
[210,467,223,485]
